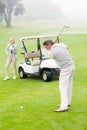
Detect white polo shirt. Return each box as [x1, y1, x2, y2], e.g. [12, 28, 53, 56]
[50, 43, 74, 69]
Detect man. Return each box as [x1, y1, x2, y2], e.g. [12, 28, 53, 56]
[43, 40, 75, 112]
[4, 37, 17, 80]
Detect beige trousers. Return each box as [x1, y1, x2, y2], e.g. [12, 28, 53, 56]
[5, 56, 17, 77]
[59, 65, 75, 109]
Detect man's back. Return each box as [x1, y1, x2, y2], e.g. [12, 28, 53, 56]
[50, 43, 73, 69]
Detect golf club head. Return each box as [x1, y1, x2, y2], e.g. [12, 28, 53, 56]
[64, 24, 70, 28]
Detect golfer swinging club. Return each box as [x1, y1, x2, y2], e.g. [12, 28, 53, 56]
[43, 40, 75, 112]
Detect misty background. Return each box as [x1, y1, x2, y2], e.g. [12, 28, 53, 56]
[0, 0, 85, 34]
[12, 0, 87, 26]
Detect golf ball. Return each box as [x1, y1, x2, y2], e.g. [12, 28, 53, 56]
[20, 106, 23, 109]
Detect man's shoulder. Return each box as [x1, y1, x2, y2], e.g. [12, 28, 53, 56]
[59, 43, 67, 48]
[52, 43, 66, 47]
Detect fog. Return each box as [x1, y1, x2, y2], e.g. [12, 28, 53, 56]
[22, 0, 64, 20]
[13, 0, 87, 26]
[53, 0, 87, 20]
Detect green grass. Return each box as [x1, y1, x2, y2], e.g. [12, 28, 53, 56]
[0, 24, 87, 130]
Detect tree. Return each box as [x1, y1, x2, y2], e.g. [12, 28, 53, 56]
[0, 0, 25, 27]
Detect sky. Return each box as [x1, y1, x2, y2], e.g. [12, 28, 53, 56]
[52, 0, 87, 21]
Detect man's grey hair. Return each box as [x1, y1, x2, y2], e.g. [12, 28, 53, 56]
[43, 40, 54, 46]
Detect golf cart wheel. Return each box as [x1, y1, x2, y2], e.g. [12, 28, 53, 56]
[19, 68, 27, 79]
[42, 71, 52, 82]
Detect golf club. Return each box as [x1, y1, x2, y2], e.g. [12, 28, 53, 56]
[55, 24, 70, 43]
[59, 24, 70, 36]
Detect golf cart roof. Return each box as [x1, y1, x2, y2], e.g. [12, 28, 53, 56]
[20, 34, 59, 41]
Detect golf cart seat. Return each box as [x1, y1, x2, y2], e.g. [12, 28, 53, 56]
[25, 51, 40, 66]
[31, 60, 40, 66]
[25, 51, 40, 58]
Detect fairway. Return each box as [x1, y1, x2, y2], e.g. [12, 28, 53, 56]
[0, 25, 87, 130]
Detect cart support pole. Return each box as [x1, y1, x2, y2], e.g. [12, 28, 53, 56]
[37, 38, 42, 60]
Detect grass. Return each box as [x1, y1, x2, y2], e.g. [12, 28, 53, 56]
[0, 24, 87, 130]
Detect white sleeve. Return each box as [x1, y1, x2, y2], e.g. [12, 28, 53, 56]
[6, 45, 9, 55]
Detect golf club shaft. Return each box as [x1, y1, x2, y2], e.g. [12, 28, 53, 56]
[55, 24, 70, 43]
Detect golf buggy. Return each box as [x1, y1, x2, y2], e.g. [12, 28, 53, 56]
[18, 25, 69, 81]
